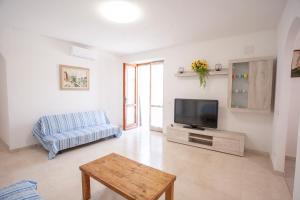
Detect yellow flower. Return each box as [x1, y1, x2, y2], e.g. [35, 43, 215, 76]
[191, 59, 209, 72]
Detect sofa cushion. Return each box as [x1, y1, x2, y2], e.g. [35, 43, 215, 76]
[40, 111, 108, 136]
[43, 124, 121, 156]
[0, 180, 42, 200]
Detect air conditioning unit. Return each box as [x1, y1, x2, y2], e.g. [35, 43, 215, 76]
[71, 46, 98, 61]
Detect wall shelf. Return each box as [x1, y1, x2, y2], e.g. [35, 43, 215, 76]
[175, 68, 228, 77]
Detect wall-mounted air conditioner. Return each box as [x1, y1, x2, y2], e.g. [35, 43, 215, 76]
[71, 46, 98, 61]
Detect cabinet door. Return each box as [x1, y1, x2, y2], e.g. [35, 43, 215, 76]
[248, 60, 273, 111]
[213, 137, 241, 155]
[167, 128, 188, 142]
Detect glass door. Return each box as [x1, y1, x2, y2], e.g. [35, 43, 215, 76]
[123, 63, 138, 130]
[137, 64, 150, 129]
[150, 62, 163, 132]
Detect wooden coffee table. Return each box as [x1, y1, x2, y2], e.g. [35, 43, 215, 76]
[79, 153, 176, 200]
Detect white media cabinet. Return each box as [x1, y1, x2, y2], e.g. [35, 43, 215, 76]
[167, 125, 245, 156]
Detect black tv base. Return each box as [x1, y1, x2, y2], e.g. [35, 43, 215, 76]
[183, 125, 205, 131]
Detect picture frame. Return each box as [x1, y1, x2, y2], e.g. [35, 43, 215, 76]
[60, 65, 90, 90]
[291, 49, 300, 78]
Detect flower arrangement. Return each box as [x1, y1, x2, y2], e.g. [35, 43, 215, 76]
[191, 59, 209, 87]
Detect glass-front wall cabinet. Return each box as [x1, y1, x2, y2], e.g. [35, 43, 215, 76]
[228, 57, 274, 113]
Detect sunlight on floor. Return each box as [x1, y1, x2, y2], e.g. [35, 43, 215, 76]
[0, 129, 292, 200]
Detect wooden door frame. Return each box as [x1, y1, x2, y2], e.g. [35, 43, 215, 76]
[123, 63, 138, 130]
[123, 61, 164, 131]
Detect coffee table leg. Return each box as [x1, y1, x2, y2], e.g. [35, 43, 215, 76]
[165, 182, 174, 200]
[81, 172, 91, 200]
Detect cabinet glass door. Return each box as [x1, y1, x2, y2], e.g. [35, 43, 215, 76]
[231, 62, 249, 109]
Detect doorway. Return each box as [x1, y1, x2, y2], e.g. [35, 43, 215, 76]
[272, 17, 300, 199]
[123, 61, 164, 132]
[284, 21, 300, 194]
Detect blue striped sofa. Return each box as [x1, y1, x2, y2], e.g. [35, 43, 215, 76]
[0, 180, 42, 200]
[33, 111, 122, 159]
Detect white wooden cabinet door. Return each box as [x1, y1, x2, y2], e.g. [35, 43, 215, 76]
[167, 128, 188, 142]
[213, 137, 241, 155]
[248, 60, 273, 111]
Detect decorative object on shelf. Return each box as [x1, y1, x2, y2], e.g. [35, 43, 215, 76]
[177, 67, 185, 74]
[215, 63, 223, 71]
[291, 49, 300, 78]
[232, 89, 247, 94]
[232, 73, 249, 80]
[191, 59, 209, 87]
[60, 65, 89, 90]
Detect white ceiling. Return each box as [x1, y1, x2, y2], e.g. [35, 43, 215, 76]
[0, 0, 287, 55]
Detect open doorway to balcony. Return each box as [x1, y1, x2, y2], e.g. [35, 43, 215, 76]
[123, 61, 164, 132]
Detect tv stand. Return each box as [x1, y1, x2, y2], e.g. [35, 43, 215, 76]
[167, 124, 245, 156]
[183, 125, 205, 130]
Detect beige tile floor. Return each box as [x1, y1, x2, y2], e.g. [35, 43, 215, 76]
[0, 129, 292, 200]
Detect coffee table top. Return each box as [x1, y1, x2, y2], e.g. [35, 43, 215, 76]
[79, 153, 176, 200]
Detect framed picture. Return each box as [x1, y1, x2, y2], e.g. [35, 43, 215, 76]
[60, 65, 89, 90]
[291, 49, 300, 78]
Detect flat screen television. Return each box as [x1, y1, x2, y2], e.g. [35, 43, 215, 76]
[174, 99, 218, 129]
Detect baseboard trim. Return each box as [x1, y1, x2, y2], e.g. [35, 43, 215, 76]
[9, 143, 41, 152]
[0, 138, 9, 151]
[245, 148, 286, 176]
[273, 170, 285, 176]
[245, 148, 270, 157]
[0, 138, 41, 152]
[285, 155, 296, 161]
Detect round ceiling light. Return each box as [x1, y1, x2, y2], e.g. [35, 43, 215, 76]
[99, 1, 141, 23]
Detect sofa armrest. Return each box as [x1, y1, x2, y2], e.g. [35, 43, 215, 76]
[104, 112, 111, 124]
[32, 120, 43, 138]
[0, 180, 42, 199]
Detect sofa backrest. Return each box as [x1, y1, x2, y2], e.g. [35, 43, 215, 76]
[39, 111, 109, 136]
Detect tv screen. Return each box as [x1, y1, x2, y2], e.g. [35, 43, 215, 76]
[174, 99, 218, 129]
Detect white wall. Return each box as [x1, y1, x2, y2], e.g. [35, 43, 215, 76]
[122, 30, 277, 153]
[271, 0, 300, 172]
[294, 119, 300, 200]
[0, 53, 10, 146]
[0, 28, 122, 149]
[286, 33, 300, 157]
[98, 52, 123, 127]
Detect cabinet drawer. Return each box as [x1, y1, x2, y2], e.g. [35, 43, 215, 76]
[213, 137, 241, 154]
[167, 130, 188, 141]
